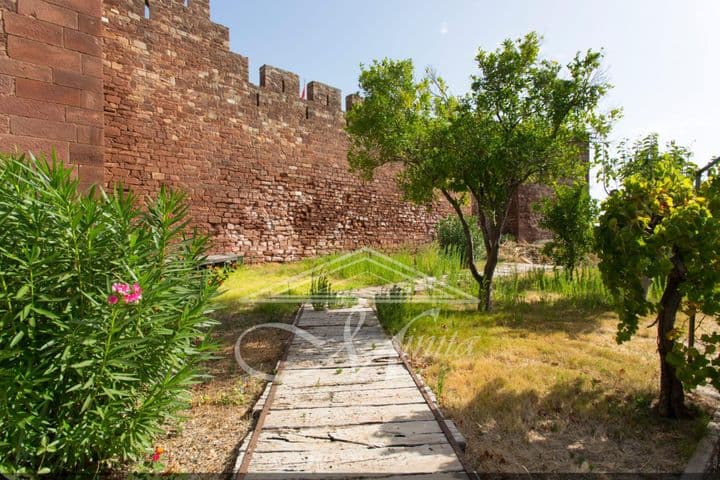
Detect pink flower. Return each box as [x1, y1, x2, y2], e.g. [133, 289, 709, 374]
[110, 281, 142, 304]
[125, 292, 142, 304]
[112, 283, 130, 295]
[152, 446, 164, 462]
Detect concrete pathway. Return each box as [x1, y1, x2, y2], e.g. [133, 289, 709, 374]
[235, 303, 470, 479]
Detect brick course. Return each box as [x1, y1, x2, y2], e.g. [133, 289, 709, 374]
[1, 0, 103, 190]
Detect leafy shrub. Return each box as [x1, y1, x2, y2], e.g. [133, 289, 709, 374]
[309, 274, 336, 311]
[537, 184, 598, 278]
[435, 214, 484, 265]
[374, 285, 408, 333]
[0, 154, 218, 474]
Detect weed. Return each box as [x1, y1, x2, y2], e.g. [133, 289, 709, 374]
[310, 274, 337, 311]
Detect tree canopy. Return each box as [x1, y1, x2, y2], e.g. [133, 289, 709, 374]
[347, 32, 613, 309]
[596, 136, 720, 417]
[538, 183, 598, 278]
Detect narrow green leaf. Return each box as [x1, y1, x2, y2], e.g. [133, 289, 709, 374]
[10, 330, 25, 348]
[70, 360, 94, 370]
[15, 285, 29, 300]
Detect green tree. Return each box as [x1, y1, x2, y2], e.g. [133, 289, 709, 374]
[598, 133, 695, 192]
[346, 33, 613, 309]
[537, 183, 598, 278]
[596, 139, 720, 418]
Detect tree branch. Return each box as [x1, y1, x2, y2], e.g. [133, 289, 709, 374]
[441, 188, 484, 285]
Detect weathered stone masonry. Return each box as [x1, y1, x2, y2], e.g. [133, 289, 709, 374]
[0, 0, 104, 191]
[0, 0, 547, 262]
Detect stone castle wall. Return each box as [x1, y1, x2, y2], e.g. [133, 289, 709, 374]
[0, 0, 104, 191]
[102, 0, 455, 262]
[1, 0, 548, 263]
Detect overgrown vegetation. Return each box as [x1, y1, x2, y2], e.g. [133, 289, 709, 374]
[0, 154, 218, 474]
[494, 267, 612, 310]
[596, 135, 720, 418]
[537, 183, 598, 278]
[221, 245, 469, 302]
[436, 214, 484, 266]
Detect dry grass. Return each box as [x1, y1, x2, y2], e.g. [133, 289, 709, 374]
[153, 253, 717, 475]
[153, 302, 297, 475]
[401, 300, 715, 474]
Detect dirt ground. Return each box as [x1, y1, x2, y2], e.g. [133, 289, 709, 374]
[153, 304, 296, 475]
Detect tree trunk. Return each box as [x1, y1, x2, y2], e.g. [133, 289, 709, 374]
[440, 189, 485, 310]
[656, 265, 691, 419]
[483, 242, 500, 311]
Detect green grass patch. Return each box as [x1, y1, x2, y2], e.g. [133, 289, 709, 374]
[218, 244, 469, 305]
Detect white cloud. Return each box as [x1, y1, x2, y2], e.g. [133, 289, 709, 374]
[440, 20, 448, 36]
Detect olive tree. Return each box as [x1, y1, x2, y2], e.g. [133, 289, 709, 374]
[347, 32, 613, 309]
[596, 137, 720, 418]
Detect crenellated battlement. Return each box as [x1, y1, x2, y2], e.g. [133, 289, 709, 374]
[97, 0, 452, 261]
[122, 0, 211, 23]
[259, 65, 300, 96]
[105, 0, 344, 113]
[307, 81, 341, 109]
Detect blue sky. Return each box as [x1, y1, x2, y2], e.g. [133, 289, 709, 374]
[210, 0, 719, 196]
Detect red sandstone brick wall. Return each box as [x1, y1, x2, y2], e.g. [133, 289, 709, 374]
[7, 0, 558, 262]
[101, 0, 451, 262]
[505, 145, 590, 242]
[505, 183, 554, 242]
[0, 0, 104, 191]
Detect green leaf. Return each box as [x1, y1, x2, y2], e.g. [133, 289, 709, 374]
[31, 306, 59, 320]
[70, 360, 94, 370]
[15, 285, 29, 300]
[10, 330, 25, 348]
[80, 394, 93, 413]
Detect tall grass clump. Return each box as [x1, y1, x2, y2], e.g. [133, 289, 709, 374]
[374, 285, 408, 333]
[309, 274, 337, 311]
[0, 154, 218, 474]
[494, 267, 613, 309]
[435, 214, 485, 266]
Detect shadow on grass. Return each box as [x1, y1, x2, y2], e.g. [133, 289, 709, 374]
[385, 298, 610, 341]
[449, 377, 709, 474]
[492, 298, 612, 337]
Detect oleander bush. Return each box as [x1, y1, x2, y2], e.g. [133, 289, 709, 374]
[0, 153, 219, 474]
